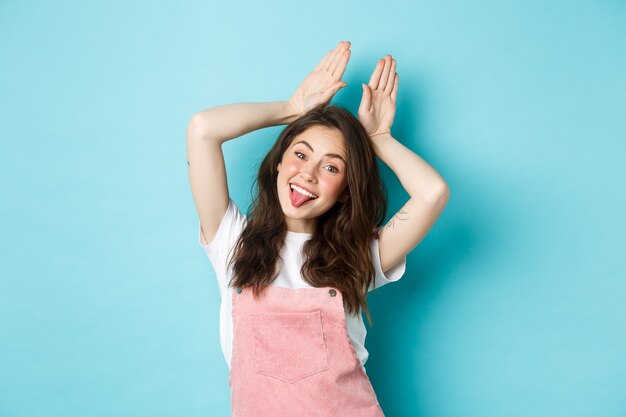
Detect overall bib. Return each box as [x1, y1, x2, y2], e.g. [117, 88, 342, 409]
[229, 285, 385, 417]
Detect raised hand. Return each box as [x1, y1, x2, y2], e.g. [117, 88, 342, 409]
[288, 41, 351, 116]
[358, 54, 399, 137]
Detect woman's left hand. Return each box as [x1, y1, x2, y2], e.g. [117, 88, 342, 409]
[288, 41, 351, 117]
[358, 54, 399, 137]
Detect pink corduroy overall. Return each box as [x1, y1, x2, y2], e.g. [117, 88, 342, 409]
[229, 285, 385, 417]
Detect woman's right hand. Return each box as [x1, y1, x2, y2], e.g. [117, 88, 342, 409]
[288, 41, 351, 117]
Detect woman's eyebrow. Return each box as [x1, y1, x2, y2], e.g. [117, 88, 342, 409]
[294, 140, 346, 164]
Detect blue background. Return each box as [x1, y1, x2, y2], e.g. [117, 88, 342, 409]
[1, 1, 625, 416]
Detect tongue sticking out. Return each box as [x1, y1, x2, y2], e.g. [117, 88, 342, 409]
[290, 187, 315, 208]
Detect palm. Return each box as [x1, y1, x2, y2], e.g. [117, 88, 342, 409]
[289, 41, 351, 115]
[358, 55, 399, 136]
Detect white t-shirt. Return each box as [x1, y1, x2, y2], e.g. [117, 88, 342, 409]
[198, 197, 407, 373]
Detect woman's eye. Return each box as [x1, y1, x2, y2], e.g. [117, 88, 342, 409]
[294, 151, 305, 159]
[325, 166, 339, 173]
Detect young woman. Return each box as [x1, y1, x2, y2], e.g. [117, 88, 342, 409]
[187, 41, 449, 416]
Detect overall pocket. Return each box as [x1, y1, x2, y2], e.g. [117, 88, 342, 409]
[252, 310, 328, 384]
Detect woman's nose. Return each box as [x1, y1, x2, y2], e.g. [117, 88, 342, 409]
[299, 166, 317, 183]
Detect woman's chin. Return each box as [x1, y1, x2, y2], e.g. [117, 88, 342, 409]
[281, 200, 324, 219]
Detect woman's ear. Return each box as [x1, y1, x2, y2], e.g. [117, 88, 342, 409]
[339, 190, 350, 203]
[277, 162, 281, 171]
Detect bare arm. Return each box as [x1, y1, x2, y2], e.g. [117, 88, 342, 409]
[187, 101, 300, 245]
[370, 132, 450, 272]
[190, 101, 301, 145]
[358, 54, 450, 273]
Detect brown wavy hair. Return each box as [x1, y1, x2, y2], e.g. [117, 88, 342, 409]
[227, 103, 387, 325]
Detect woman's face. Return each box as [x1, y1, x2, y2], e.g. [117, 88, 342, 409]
[276, 125, 349, 233]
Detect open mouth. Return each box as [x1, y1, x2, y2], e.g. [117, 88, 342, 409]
[289, 183, 318, 208]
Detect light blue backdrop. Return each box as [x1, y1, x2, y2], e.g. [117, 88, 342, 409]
[1, 1, 624, 416]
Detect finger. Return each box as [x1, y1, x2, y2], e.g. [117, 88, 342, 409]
[328, 41, 350, 74]
[385, 59, 396, 92]
[315, 41, 343, 72]
[324, 41, 346, 72]
[379, 55, 392, 92]
[390, 73, 399, 102]
[363, 85, 372, 111]
[314, 50, 333, 72]
[368, 59, 384, 90]
[359, 83, 372, 113]
[322, 82, 345, 103]
[331, 48, 350, 78]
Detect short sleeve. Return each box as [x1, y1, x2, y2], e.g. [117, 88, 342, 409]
[198, 197, 247, 291]
[367, 227, 407, 292]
